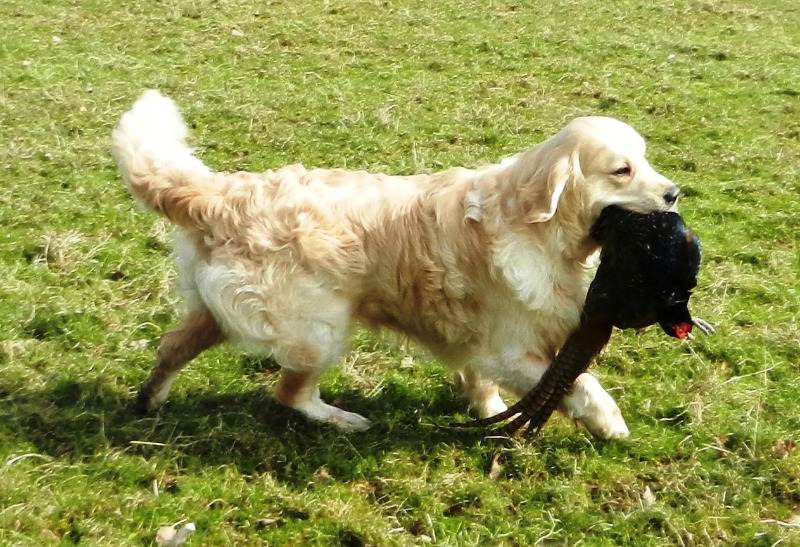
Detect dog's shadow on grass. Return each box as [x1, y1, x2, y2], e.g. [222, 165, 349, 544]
[3, 375, 513, 484]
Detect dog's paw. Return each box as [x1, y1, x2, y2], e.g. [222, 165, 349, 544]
[134, 387, 162, 415]
[293, 397, 372, 432]
[329, 409, 373, 432]
[577, 396, 630, 439]
[474, 394, 509, 419]
[580, 411, 630, 439]
[133, 391, 152, 415]
[563, 374, 630, 440]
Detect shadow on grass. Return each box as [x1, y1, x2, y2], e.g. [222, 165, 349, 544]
[3, 376, 516, 484]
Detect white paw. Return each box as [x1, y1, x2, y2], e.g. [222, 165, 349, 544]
[293, 397, 372, 432]
[564, 374, 629, 440]
[475, 394, 509, 419]
[328, 408, 373, 432]
[582, 411, 630, 439]
[577, 397, 630, 439]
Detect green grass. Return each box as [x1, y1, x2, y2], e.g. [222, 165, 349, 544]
[1, 0, 799, 544]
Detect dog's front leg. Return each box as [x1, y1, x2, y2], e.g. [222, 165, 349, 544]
[499, 357, 629, 439]
[454, 367, 508, 418]
[559, 373, 629, 439]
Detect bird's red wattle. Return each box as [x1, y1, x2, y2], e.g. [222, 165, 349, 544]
[674, 322, 692, 340]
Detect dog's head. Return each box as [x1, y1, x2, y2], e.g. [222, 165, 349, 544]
[507, 117, 680, 226]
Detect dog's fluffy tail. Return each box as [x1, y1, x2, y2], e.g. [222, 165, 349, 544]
[112, 90, 228, 231]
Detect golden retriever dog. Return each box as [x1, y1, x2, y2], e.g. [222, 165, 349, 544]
[112, 91, 680, 438]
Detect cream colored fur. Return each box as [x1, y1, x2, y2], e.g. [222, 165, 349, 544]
[113, 90, 680, 437]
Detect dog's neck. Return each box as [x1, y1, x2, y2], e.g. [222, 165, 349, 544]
[464, 162, 598, 264]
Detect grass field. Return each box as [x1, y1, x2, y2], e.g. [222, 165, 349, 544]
[1, 0, 799, 544]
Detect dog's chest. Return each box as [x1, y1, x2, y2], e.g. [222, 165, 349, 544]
[491, 232, 589, 317]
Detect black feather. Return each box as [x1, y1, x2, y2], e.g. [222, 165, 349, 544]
[587, 206, 701, 337]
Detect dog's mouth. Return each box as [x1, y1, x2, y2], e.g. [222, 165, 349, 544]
[597, 194, 677, 217]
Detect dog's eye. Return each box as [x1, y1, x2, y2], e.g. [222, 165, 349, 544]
[612, 165, 631, 176]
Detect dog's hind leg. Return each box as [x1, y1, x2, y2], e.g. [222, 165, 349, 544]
[258, 286, 372, 431]
[136, 307, 224, 413]
[275, 367, 372, 432]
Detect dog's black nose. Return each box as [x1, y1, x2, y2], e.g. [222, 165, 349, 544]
[664, 187, 680, 205]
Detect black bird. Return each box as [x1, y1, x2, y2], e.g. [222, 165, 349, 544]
[586, 205, 704, 339]
[464, 205, 713, 436]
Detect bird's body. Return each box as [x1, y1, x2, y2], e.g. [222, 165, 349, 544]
[587, 206, 701, 337]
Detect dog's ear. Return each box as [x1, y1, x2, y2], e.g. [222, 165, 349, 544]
[523, 155, 575, 224]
